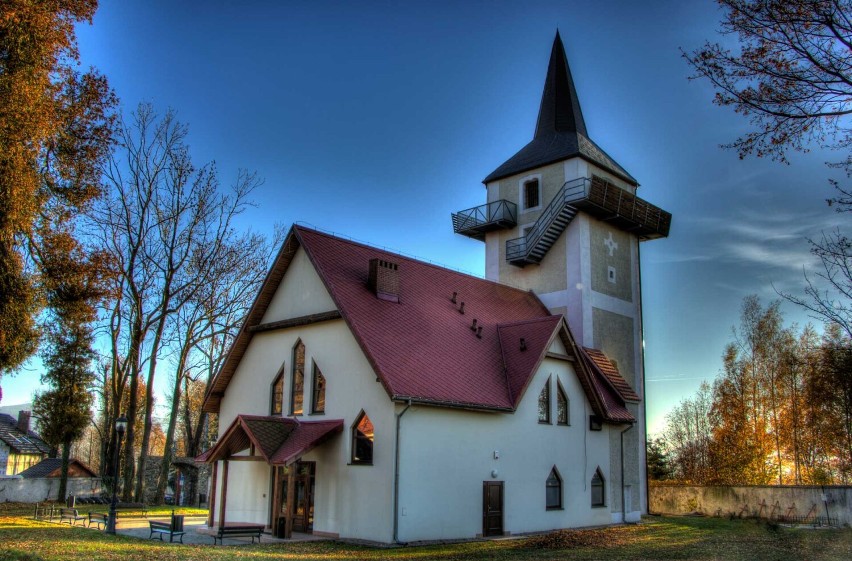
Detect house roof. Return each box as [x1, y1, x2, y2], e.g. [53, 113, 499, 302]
[483, 32, 637, 186]
[0, 414, 50, 455]
[584, 347, 641, 402]
[18, 458, 97, 479]
[203, 225, 636, 422]
[198, 415, 343, 466]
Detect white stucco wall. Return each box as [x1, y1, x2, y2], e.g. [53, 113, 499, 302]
[214, 246, 396, 542]
[396, 354, 615, 542]
[260, 247, 337, 324]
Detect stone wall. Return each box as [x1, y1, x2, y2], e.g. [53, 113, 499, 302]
[0, 477, 102, 502]
[142, 456, 210, 506]
[649, 483, 852, 526]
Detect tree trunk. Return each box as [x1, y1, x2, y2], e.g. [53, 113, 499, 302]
[154, 354, 187, 504]
[58, 438, 71, 503]
[122, 312, 143, 501]
[134, 313, 167, 502]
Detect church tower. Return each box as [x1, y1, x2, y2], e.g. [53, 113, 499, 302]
[452, 32, 671, 519]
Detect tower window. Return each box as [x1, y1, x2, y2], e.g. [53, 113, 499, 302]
[523, 179, 540, 210]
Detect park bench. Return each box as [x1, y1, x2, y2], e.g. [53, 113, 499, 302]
[116, 502, 148, 518]
[148, 513, 185, 543]
[211, 524, 265, 545]
[87, 512, 109, 529]
[59, 508, 86, 526]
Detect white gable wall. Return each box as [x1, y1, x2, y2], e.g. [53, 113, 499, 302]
[260, 247, 336, 323]
[396, 356, 613, 542]
[215, 246, 395, 542]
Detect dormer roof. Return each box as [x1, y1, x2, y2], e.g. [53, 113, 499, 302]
[484, 32, 637, 186]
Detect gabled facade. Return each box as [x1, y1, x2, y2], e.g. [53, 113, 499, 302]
[201, 226, 640, 542]
[201, 32, 667, 543]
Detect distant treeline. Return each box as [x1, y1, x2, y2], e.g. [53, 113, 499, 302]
[650, 295, 852, 485]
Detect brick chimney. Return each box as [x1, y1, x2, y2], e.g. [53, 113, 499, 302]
[368, 258, 400, 303]
[17, 410, 31, 434]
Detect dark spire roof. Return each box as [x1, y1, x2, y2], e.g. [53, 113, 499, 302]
[535, 31, 587, 138]
[484, 32, 637, 186]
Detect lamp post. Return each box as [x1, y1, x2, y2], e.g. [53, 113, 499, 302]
[106, 414, 128, 535]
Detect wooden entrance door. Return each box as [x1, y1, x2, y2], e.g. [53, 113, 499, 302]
[482, 481, 503, 536]
[276, 462, 315, 536]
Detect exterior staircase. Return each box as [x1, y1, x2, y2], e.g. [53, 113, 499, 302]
[506, 179, 583, 266]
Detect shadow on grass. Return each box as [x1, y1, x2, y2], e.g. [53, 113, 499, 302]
[0, 515, 850, 561]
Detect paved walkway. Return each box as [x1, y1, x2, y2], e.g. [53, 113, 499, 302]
[114, 517, 325, 545]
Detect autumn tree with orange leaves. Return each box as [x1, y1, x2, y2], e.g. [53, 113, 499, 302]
[0, 1, 116, 384]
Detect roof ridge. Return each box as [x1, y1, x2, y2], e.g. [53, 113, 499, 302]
[295, 224, 549, 300]
[497, 315, 562, 329]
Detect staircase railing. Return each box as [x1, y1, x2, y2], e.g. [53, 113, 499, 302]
[506, 177, 589, 262]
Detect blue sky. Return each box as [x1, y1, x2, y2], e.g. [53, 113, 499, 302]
[2, 1, 844, 436]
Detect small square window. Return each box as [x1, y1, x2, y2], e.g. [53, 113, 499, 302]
[608, 266, 616, 284]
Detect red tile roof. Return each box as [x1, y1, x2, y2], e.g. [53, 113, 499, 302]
[584, 348, 640, 402]
[198, 415, 343, 466]
[203, 225, 636, 422]
[498, 316, 563, 407]
[578, 349, 635, 423]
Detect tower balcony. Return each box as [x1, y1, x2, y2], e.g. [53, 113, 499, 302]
[451, 200, 518, 241]
[506, 177, 672, 266]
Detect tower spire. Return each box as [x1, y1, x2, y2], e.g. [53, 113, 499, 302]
[483, 32, 637, 186]
[535, 31, 587, 138]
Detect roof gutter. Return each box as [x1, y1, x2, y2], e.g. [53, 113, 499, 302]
[393, 396, 512, 413]
[393, 400, 412, 544]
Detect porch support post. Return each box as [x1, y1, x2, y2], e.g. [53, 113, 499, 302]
[284, 463, 296, 539]
[207, 461, 218, 527]
[272, 466, 281, 534]
[219, 460, 229, 529]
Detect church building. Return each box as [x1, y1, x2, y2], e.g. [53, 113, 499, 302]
[199, 32, 671, 544]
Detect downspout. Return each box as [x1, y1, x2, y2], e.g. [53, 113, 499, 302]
[393, 400, 412, 544]
[620, 422, 635, 523]
[637, 242, 650, 516]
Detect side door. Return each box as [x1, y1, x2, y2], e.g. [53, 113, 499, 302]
[482, 481, 504, 537]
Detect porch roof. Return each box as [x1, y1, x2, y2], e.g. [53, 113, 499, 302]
[197, 415, 343, 466]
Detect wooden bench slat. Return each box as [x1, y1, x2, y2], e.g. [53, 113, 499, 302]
[212, 525, 265, 545]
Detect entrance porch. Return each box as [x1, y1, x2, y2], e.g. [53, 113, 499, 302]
[197, 414, 343, 539]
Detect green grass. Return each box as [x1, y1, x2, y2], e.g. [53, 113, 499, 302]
[0, 502, 207, 518]
[0, 514, 850, 561]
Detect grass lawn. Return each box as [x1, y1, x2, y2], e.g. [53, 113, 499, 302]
[0, 514, 850, 561]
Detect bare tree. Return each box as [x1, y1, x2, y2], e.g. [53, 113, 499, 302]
[153, 228, 274, 504]
[94, 103, 267, 501]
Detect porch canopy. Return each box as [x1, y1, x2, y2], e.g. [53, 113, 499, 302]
[196, 414, 343, 536]
[198, 414, 343, 466]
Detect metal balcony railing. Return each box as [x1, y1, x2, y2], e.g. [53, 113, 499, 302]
[506, 176, 671, 266]
[451, 199, 518, 241]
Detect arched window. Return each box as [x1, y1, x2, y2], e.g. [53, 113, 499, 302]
[556, 379, 569, 425]
[591, 468, 605, 507]
[311, 362, 326, 414]
[546, 467, 562, 510]
[538, 377, 551, 424]
[351, 411, 374, 465]
[523, 178, 540, 210]
[270, 368, 284, 415]
[290, 340, 305, 415]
